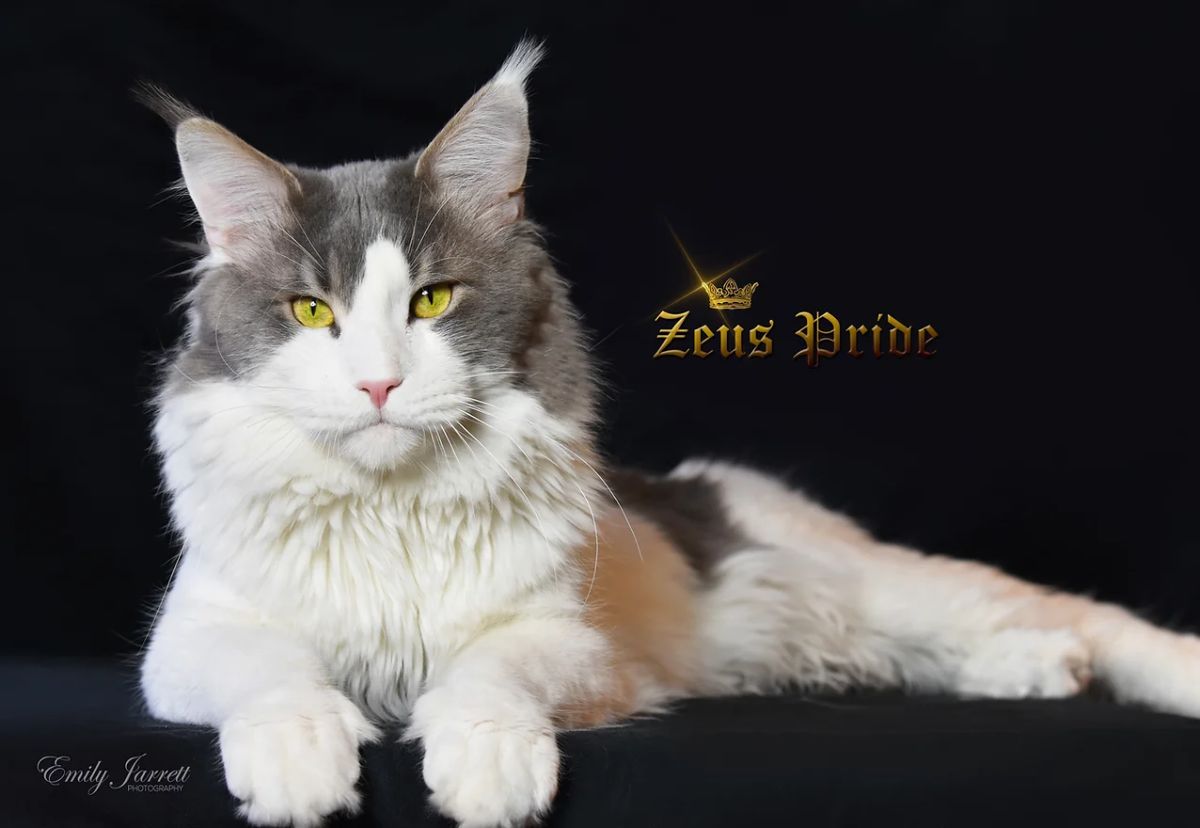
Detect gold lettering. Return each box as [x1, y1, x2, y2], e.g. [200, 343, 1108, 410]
[653, 310, 690, 358]
[718, 325, 745, 358]
[888, 314, 911, 356]
[794, 312, 841, 367]
[918, 324, 938, 357]
[657, 310, 935, 363]
[847, 324, 868, 358]
[749, 320, 774, 358]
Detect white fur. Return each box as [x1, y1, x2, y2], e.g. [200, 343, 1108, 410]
[490, 39, 544, 91]
[409, 617, 609, 827]
[675, 458, 1200, 715]
[146, 336, 1200, 827]
[147, 41, 1200, 828]
[252, 238, 456, 471]
[955, 629, 1090, 698]
[220, 685, 378, 827]
[339, 238, 412, 382]
[144, 234, 611, 825]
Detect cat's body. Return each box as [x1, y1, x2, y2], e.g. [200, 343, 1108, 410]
[142, 43, 1200, 828]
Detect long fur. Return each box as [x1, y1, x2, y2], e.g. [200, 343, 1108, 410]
[140, 41, 1200, 828]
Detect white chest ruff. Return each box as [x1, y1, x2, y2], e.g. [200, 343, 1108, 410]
[157, 384, 597, 717]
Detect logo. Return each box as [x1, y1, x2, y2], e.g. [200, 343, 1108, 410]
[702, 277, 759, 310]
[37, 754, 191, 795]
[652, 226, 938, 366]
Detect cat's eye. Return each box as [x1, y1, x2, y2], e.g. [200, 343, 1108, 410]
[411, 283, 454, 319]
[292, 297, 335, 328]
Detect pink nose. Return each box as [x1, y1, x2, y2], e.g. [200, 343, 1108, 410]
[357, 378, 402, 409]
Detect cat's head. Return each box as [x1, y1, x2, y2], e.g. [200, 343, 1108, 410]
[155, 42, 594, 473]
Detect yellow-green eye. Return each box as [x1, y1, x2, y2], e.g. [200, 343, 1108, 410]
[292, 297, 334, 328]
[411, 283, 453, 319]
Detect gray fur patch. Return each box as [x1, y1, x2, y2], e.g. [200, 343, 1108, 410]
[609, 468, 747, 577]
[164, 150, 596, 427]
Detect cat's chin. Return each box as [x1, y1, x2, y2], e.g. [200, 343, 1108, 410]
[336, 422, 423, 472]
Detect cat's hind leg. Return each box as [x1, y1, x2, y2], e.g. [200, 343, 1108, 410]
[674, 458, 1200, 717]
[954, 627, 1092, 699]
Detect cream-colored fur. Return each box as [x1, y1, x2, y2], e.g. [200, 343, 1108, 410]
[141, 42, 1200, 828]
[144, 376, 615, 827]
[673, 458, 1200, 715]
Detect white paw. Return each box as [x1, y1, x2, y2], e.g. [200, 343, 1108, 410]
[957, 628, 1093, 699]
[412, 689, 559, 828]
[219, 686, 379, 827]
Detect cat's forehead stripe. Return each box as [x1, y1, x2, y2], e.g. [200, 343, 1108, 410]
[355, 238, 411, 312]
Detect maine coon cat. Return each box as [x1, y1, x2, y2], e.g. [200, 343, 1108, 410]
[141, 41, 1200, 828]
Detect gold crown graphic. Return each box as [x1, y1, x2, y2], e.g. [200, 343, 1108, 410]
[702, 277, 759, 310]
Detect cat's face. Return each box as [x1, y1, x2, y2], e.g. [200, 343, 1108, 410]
[161, 43, 592, 473]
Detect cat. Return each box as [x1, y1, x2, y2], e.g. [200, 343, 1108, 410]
[141, 41, 1200, 828]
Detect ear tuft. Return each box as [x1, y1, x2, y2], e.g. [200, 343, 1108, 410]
[490, 38, 545, 92]
[135, 83, 201, 130]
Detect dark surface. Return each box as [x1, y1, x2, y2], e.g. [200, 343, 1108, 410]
[4, 659, 1200, 827]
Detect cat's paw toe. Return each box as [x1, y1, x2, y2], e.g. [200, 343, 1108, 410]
[220, 686, 378, 827]
[415, 691, 559, 827]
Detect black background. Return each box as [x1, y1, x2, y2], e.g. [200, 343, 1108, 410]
[3, 1, 1197, 659]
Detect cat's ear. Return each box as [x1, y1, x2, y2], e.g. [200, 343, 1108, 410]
[139, 86, 302, 263]
[416, 40, 543, 231]
[171, 118, 301, 261]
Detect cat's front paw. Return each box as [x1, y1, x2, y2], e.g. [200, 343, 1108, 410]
[413, 689, 559, 828]
[219, 686, 379, 827]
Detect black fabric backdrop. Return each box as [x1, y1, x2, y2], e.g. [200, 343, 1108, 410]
[2, 2, 1199, 825]
[4, 0, 1196, 657]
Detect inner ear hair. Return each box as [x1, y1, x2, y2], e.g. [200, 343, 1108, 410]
[415, 40, 543, 230]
